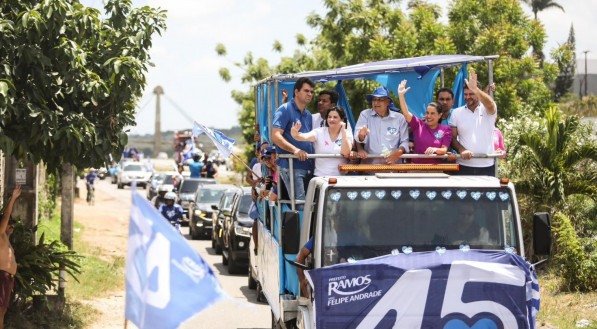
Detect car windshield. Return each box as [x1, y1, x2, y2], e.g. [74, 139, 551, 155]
[196, 189, 226, 203]
[321, 187, 519, 266]
[180, 180, 201, 193]
[237, 194, 252, 215]
[124, 164, 146, 172]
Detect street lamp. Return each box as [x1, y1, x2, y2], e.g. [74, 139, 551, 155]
[583, 50, 590, 97]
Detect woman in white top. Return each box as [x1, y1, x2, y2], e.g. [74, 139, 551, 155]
[291, 106, 353, 176]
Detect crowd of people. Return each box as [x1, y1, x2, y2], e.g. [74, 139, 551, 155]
[248, 72, 506, 207]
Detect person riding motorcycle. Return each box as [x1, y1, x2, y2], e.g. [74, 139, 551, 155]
[151, 185, 171, 209]
[158, 192, 184, 232]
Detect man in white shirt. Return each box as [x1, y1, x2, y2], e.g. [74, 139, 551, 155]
[312, 90, 339, 128]
[450, 71, 497, 176]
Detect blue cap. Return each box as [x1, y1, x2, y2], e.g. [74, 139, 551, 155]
[261, 146, 277, 158]
[366, 86, 400, 112]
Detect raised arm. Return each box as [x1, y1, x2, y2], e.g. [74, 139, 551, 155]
[340, 122, 353, 157]
[466, 71, 496, 115]
[290, 121, 317, 143]
[397, 80, 413, 123]
[1, 185, 22, 234]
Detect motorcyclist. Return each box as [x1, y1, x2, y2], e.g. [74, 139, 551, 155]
[151, 185, 171, 209]
[158, 192, 184, 232]
[85, 169, 98, 205]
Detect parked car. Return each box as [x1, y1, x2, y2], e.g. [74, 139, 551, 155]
[211, 187, 242, 254]
[222, 187, 253, 274]
[188, 184, 235, 240]
[177, 177, 217, 224]
[117, 162, 152, 189]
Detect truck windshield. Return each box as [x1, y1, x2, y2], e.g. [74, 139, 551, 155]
[321, 187, 519, 266]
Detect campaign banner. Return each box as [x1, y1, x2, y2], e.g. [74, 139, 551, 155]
[305, 250, 539, 329]
[125, 192, 225, 329]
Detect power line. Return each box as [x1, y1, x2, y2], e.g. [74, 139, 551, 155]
[135, 97, 153, 116]
[163, 94, 195, 124]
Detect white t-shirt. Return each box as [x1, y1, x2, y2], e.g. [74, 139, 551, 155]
[251, 162, 262, 181]
[312, 127, 353, 176]
[450, 102, 497, 168]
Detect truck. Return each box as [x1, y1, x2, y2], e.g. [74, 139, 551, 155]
[249, 55, 551, 329]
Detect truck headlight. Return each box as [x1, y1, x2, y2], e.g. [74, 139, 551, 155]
[234, 224, 252, 237]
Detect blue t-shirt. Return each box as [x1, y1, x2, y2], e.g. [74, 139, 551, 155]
[85, 172, 98, 185]
[304, 237, 314, 252]
[272, 100, 314, 170]
[159, 204, 184, 223]
[188, 161, 204, 178]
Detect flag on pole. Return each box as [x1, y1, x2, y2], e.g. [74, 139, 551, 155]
[125, 192, 225, 329]
[193, 121, 236, 157]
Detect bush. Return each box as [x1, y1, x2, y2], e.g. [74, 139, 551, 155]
[552, 212, 597, 292]
[6, 220, 81, 317]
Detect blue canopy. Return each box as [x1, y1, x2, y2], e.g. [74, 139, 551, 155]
[256, 54, 497, 138]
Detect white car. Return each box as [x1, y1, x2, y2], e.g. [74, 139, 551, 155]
[117, 163, 152, 189]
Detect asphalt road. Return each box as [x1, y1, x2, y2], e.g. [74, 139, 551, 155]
[181, 230, 271, 329]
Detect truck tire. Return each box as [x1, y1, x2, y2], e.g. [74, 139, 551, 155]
[190, 224, 200, 240]
[248, 267, 257, 290]
[256, 282, 266, 303]
[227, 253, 242, 275]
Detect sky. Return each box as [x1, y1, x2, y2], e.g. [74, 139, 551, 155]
[82, 0, 597, 135]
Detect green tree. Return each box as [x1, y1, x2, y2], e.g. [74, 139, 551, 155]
[523, 0, 564, 20]
[551, 26, 576, 101]
[508, 106, 597, 207]
[0, 0, 166, 170]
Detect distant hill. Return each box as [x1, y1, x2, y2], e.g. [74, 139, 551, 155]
[127, 126, 243, 158]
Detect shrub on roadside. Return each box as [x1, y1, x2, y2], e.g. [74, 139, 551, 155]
[552, 212, 597, 292]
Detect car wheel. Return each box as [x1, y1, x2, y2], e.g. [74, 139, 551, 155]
[228, 254, 241, 274]
[117, 183, 123, 189]
[248, 266, 257, 290]
[222, 251, 228, 266]
[256, 282, 266, 303]
[190, 222, 200, 240]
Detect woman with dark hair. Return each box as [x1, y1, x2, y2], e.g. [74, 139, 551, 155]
[397, 80, 453, 164]
[291, 106, 353, 176]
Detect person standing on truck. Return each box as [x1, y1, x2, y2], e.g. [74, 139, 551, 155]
[450, 71, 498, 176]
[187, 152, 204, 178]
[436, 87, 455, 125]
[354, 86, 410, 164]
[272, 77, 315, 204]
[291, 106, 353, 176]
[312, 90, 339, 128]
[397, 80, 452, 164]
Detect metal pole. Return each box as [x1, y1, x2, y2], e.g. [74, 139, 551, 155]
[440, 68, 445, 87]
[153, 86, 164, 155]
[488, 59, 494, 98]
[584, 50, 590, 97]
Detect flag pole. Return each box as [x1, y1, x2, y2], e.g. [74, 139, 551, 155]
[229, 152, 261, 179]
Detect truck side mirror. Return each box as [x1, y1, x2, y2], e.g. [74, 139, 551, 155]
[282, 211, 300, 254]
[533, 212, 551, 256]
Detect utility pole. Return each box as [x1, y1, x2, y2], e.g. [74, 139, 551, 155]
[153, 86, 164, 156]
[584, 50, 590, 97]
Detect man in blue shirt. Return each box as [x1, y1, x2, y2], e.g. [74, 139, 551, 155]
[159, 192, 184, 232]
[188, 153, 204, 178]
[272, 77, 315, 203]
[355, 86, 409, 164]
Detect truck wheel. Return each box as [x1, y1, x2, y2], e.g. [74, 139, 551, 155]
[227, 254, 242, 275]
[190, 224, 200, 240]
[222, 252, 228, 266]
[256, 282, 266, 303]
[248, 267, 257, 290]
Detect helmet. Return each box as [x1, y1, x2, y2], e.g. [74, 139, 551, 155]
[158, 185, 171, 193]
[164, 192, 177, 200]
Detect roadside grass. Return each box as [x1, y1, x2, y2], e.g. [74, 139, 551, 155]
[537, 271, 597, 329]
[35, 211, 124, 327]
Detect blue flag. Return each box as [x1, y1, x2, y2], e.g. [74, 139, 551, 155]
[125, 192, 224, 329]
[306, 250, 539, 329]
[193, 121, 235, 157]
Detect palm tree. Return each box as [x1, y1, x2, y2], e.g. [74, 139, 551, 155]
[514, 106, 597, 208]
[524, 0, 565, 20]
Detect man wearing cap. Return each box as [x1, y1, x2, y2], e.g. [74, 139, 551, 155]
[354, 86, 409, 164]
[450, 71, 497, 176]
[272, 77, 315, 203]
[0, 185, 22, 327]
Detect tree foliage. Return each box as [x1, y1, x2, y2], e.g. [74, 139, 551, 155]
[0, 0, 166, 170]
[551, 25, 576, 101]
[523, 0, 564, 20]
